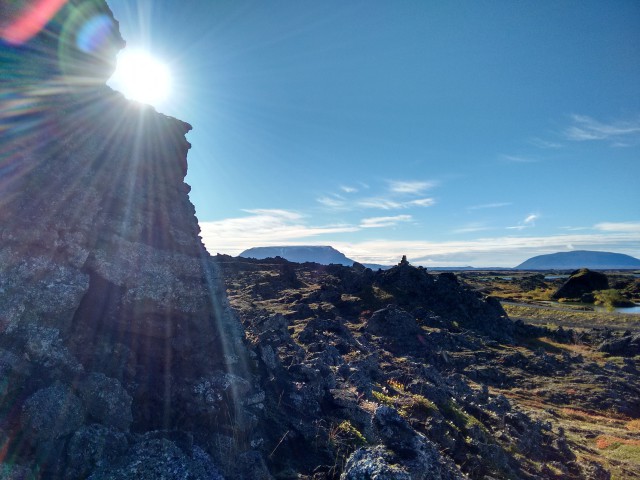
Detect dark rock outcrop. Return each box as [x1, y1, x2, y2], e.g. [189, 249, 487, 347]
[552, 268, 609, 300]
[0, 1, 255, 477]
[598, 332, 640, 357]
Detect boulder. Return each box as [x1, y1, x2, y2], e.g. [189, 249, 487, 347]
[78, 373, 133, 431]
[21, 384, 85, 442]
[66, 424, 129, 478]
[341, 445, 412, 480]
[552, 269, 609, 300]
[87, 437, 224, 480]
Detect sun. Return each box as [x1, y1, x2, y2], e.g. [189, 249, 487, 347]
[108, 49, 172, 107]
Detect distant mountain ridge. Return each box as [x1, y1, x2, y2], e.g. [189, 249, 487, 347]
[240, 246, 355, 266]
[239, 246, 393, 270]
[516, 250, 640, 270]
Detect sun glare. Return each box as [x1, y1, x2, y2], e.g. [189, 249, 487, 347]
[109, 49, 171, 107]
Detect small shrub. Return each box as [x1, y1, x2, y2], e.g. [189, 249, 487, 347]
[388, 378, 406, 393]
[372, 390, 397, 408]
[593, 289, 635, 309]
[333, 420, 366, 446]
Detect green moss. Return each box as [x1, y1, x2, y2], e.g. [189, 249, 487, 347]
[440, 400, 489, 435]
[372, 390, 397, 408]
[605, 444, 640, 464]
[335, 420, 367, 446]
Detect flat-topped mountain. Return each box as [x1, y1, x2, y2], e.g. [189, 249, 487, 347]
[516, 250, 640, 270]
[240, 245, 355, 266]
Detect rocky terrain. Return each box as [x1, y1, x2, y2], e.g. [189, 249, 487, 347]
[1, 1, 639, 479]
[215, 254, 640, 479]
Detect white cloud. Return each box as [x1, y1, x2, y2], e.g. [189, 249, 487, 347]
[357, 197, 435, 210]
[200, 209, 358, 255]
[508, 213, 539, 230]
[468, 202, 512, 210]
[318, 179, 437, 212]
[452, 223, 490, 234]
[501, 154, 537, 163]
[329, 232, 640, 268]
[564, 114, 640, 143]
[408, 198, 436, 207]
[242, 209, 301, 221]
[559, 226, 590, 231]
[356, 198, 403, 210]
[594, 221, 640, 233]
[389, 180, 436, 195]
[360, 215, 412, 229]
[201, 214, 640, 267]
[317, 196, 346, 209]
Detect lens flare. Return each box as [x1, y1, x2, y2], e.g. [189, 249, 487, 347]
[75, 13, 113, 53]
[0, 0, 68, 45]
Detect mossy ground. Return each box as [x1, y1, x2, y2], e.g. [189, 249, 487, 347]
[219, 259, 639, 478]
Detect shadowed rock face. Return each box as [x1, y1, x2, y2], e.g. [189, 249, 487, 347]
[551, 268, 609, 300]
[0, 1, 256, 477]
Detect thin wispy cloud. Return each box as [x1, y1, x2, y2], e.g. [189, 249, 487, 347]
[389, 180, 437, 195]
[559, 226, 590, 232]
[595, 221, 640, 233]
[360, 215, 412, 229]
[452, 222, 490, 234]
[468, 202, 512, 210]
[357, 197, 435, 210]
[318, 179, 438, 211]
[356, 198, 403, 210]
[501, 154, 538, 163]
[564, 114, 640, 143]
[507, 213, 539, 230]
[529, 137, 563, 149]
[317, 196, 346, 209]
[408, 198, 436, 207]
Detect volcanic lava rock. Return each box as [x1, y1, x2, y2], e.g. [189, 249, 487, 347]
[66, 424, 129, 478]
[552, 268, 609, 300]
[21, 384, 85, 442]
[0, 1, 255, 477]
[598, 332, 640, 357]
[86, 437, 224, 480]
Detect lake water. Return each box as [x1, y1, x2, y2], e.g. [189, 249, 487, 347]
[598, 304, 640, 315]
[553, 301, 640, 315]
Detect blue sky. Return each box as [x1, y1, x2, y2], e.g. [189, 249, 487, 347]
[106, 0, 640, 267]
